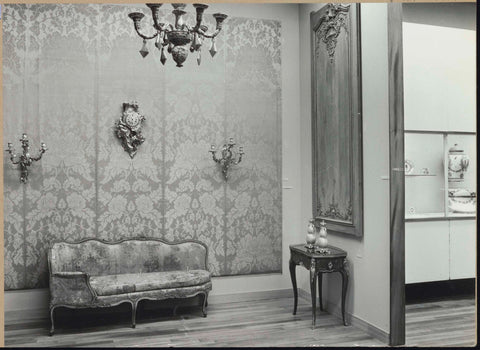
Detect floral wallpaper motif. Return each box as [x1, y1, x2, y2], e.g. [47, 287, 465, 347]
[3, 4, 282, 290]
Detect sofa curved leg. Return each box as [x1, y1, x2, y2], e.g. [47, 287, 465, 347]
[201, 292, 208, 318]
[173, 305, 178, 316]
[131, 301, 137, 329]
[49, 306, 56, 336]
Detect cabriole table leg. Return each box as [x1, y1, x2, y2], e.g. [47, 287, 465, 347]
[289, 259, 298, 315]
[310, 259, 317, 329]
[340, 267, 349, 326]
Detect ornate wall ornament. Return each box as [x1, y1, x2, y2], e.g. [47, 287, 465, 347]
[115, 102, 146, 159]
[315, 3, 350, 62]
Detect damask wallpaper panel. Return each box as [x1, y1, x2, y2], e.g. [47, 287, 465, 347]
[96, 5, 166, 242]
[3, 5, 28, 289]
[163, 43, 227, 274]
[26, 7, 98, 287]
[3, 3, 282, 290]
[223, 18, 282, 275]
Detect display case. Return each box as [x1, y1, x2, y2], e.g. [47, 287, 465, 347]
[405, 131, 476, 220]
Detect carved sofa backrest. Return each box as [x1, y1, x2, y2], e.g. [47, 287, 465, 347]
[48, 238, 209, 276]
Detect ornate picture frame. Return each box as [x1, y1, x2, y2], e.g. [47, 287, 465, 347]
[311, 3, 363, 237]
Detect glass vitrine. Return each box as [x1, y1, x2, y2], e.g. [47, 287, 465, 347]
[405, 131, 476, 220]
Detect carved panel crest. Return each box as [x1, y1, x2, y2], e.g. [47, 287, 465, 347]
[315, 4, 350, 62]
[317, 202, 352, 222]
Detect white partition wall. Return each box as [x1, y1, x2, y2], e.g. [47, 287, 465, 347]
[403, 3, 476, 284]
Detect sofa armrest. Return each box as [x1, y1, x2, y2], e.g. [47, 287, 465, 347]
[50, 271, 97, 306]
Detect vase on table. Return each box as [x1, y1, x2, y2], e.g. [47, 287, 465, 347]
[315, 220, 329, 253]
[306, 219, 316, 249]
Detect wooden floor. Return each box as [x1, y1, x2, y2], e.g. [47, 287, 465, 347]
[406, 297, 477, 347]
[4, 295, 476, 347]
[5, 295, 386, 347]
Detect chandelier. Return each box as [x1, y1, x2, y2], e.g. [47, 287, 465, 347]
[128, 3, 228, 67]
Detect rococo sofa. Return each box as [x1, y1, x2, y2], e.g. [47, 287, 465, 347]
[48, 237, 212, 335]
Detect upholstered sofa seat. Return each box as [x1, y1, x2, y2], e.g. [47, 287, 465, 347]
[90, 270, 212, 296]
[48, 238, 211, 336]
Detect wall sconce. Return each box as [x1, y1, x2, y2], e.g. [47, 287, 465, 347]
[209, 138, 244, 180]
[5, 133, 47, 183]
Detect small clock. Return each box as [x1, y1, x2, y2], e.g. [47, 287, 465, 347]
[124, 110, 142, 129]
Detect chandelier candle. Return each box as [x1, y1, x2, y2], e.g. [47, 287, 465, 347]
[128, 3, 228, 67]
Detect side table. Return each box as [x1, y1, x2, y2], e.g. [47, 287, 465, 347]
[289, 244, 349, 328]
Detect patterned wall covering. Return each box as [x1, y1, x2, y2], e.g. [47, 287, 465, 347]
[3, 4, 282, 290]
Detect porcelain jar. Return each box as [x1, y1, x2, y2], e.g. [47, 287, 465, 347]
[448, 143, 470, 182]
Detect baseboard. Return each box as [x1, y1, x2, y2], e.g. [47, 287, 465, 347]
[4, 288, 50, 312]
[298, 288, 389, 344]
[209, 288, 292, 304]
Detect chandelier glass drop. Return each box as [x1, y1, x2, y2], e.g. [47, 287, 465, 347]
[128, 3, 228, 67]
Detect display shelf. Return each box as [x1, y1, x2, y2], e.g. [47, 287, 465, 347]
[405, 173, 437, 177]
[447, 213, 476, 218]
[404, 131, 476, 221]
[405, 212, 445, 220]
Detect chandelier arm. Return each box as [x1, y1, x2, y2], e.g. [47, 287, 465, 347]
[133, 22, 159, 40]
[197, 29, 220, 39]
[150, 14, 161, 31]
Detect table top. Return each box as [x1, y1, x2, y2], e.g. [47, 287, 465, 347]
[289, 244, 347, 258]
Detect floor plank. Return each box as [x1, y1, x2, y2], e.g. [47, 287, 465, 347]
[405, 297, 476, 347]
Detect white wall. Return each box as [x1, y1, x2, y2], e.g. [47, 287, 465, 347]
[403, 3, 476, 132]
[298, 3, 391, 334]
[4, 3, 303, 312]
[402, 3, 477, 287]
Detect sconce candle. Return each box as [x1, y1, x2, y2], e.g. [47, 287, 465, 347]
[209, 139, 244, 180]
[5, 134, 47, 183]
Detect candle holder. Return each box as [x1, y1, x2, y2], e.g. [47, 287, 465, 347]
[209, 138, 244, 180]
[5, 133, 47, 183]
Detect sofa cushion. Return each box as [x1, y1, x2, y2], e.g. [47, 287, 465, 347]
[89, 270, 211, 296]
